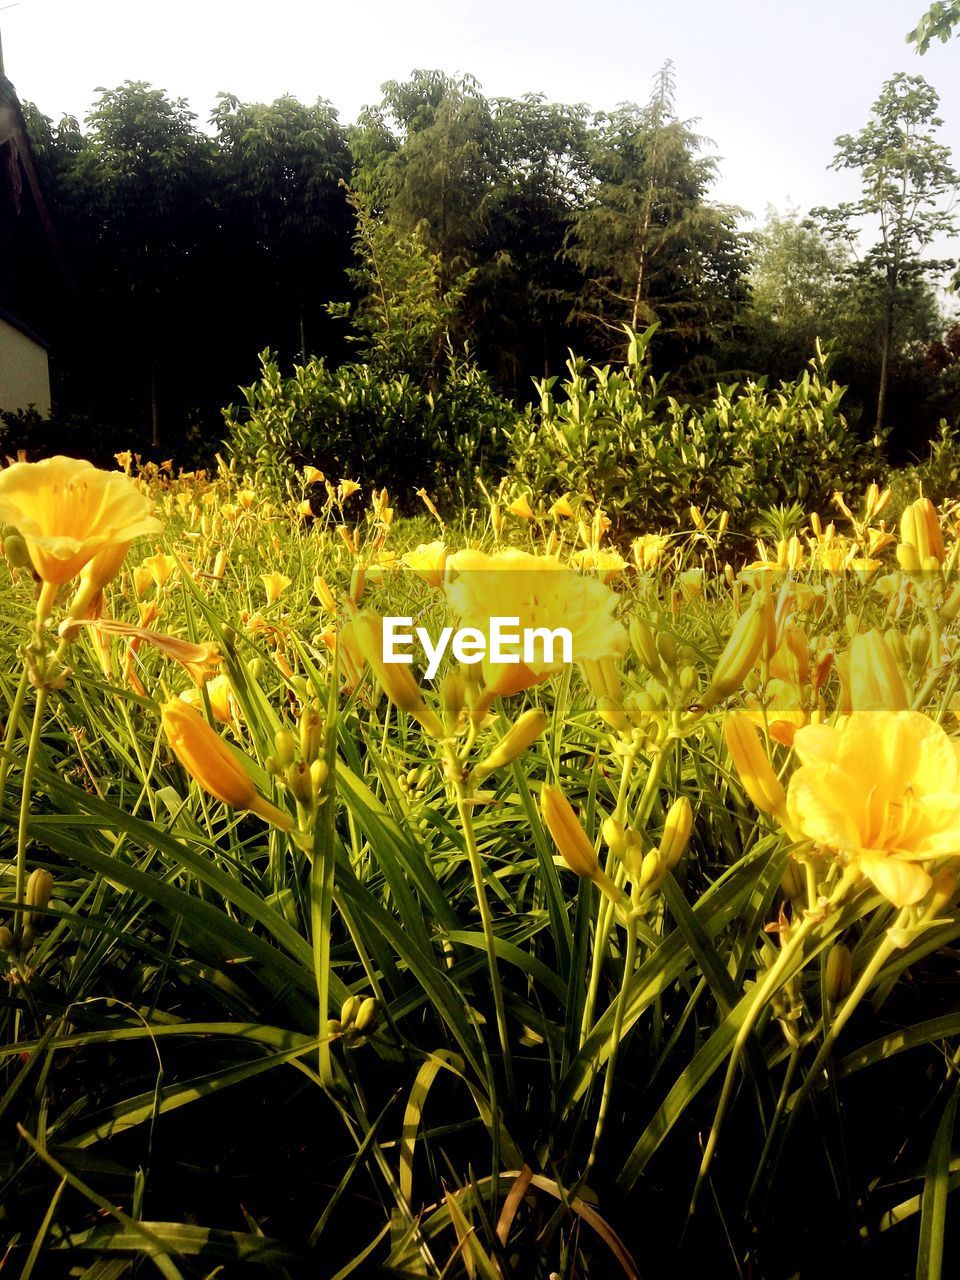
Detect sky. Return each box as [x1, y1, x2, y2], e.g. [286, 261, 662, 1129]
[1, 0, 959, 228]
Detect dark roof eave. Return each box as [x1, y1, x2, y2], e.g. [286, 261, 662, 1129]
[0, 305, 50, 350]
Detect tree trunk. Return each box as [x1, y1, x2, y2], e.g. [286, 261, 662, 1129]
[875, 294, 894, 436]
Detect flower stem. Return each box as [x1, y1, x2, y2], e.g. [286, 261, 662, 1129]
[452, 766, 515, 1101]
[0, 666, 30, 815]
[13, 687, 47, 946]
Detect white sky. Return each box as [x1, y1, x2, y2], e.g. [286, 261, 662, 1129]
[2, 0, 959, 228]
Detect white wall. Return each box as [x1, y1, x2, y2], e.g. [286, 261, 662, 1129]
[0, 315, 51, 416]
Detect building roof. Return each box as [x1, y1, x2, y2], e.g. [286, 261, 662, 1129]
[0, 303, 49, 349]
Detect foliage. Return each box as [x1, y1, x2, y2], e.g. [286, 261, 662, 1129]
[3, 461, 960, 1276]
[328, 187, 474, 382]
[908, 0, 960, 51]
[565, 64, 749, 378]
[812, 73, 959, 432]
[223, 348, 512, 507]
[506, 327, 884, 531]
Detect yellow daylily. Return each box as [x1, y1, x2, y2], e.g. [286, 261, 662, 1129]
[631, 533, 670, 572]
[787, 711, 960, 907]
[445, 549, 628, 699]
[262, 572, 292, 606]
[0, 455, 160, 592]
[401, 541, 448, 588]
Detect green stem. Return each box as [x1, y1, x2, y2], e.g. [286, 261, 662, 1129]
[453, 770, 515, 1101]
[583, 916, 639, 1175]
[783, 922, 902, 1131]
[14, 687, 48, 946]
[692, 911, 819, 1210]
[0, 666, 30, 815]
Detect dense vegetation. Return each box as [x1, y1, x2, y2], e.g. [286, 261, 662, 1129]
[4, 63, 959, 477]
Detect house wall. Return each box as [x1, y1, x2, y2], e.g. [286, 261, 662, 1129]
[0, 315, 51, 416]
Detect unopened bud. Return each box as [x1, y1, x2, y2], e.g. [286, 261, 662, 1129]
[25, 868, 53, 930]
[286, 762, 314, 807]
[274, 729, 298, 768]
[658, 797, 693, 869]
[474, 707, 548, 777]
[825, 942, 853, 1002]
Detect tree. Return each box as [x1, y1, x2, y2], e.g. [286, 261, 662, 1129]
[812, 73, 958, 434]
[211, 94, 353, 362]
[565, 64, 748, 378]
[328, 187, 472, 383]
[908, 2, 960, 51]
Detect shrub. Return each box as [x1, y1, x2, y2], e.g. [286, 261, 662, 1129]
[506, 329, 885, 530]
[223, 348, 512, 509]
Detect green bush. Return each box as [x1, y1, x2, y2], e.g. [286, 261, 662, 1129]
[223, 348, 512, 509]
[506, 329, 886, 530]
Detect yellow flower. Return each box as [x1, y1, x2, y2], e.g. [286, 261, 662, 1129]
[445, 549, 628, 698]
[631, 533, 670, 571]
[338, 479, 361, 501]
[237, 489, 257, 510]
[570, 547, 627, 582]
[677, 567, 704, 601]
[313, 574, 337, 612]
[161, 698, 291, 830]
[401, 541, 448, 588]
[179, 674, 240, 730]
[261, 572, 291, 605]
[302, 466, 325, 485]
[507, 492, 536, 520]
[69, 619, 222, 687]
[346, 611, 444, 737]
[549, 494, 576, 520]
[786, 711, 960, 907]
[540, 784, 600, 879]
[141, 552, 178, 588]
[724, 712, 788, 817]
[0, 455, 160, 588]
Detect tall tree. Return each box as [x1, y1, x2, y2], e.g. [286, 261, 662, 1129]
[565, 64, 747, 377]
[813, 73, 958, 434]
[211, 94, 352, 363]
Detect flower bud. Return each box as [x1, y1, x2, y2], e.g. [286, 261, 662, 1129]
[340, 995, 361, 1026]
[942, 582, 960, 624]
[896, 542, 922, 572]
[849, 630, 908, 712]
[701, 595, 772, 709]
[299, 704, 324, 762]
[4, 533, 35, 571]
[274, 729, 298, 768]
[638, 848, 664, 891]
[629, 618, 661, 673]
[900, 497, 945, 566]
[723, 712, 787, 818]
[286, 761, 315, 807]
[349, 611, 444, 738]
[658, 797, 693, 869]
[354, 996, 377, 1033]
[474, 708, 548, 777]
[25, 868, 53, 930]
[602, 816, 627, 858]
[825, 942, 853, 1003]
[310, 759, 329, 793]
[597, 695, 630, 732]
[540, 784, 600, 879]
[582, 656, 621, 702]
[0, 925, 14, 952]
[161, 698, 293, 831]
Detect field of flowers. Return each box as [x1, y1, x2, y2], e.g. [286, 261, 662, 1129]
[2, 455, 960, 1278]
